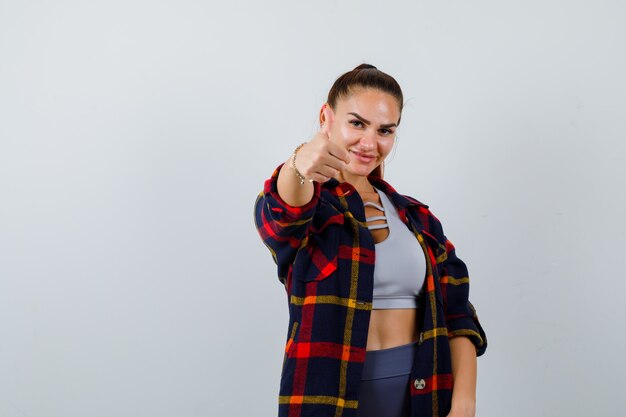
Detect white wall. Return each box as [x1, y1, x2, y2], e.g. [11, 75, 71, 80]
[1, 1, 624, 416]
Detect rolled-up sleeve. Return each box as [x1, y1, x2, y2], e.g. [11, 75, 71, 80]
[440, 238, 487, 356]
[254, 162, 322, 285]
[429, 214, 487, 356]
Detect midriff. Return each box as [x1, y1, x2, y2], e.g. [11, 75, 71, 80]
[366, 308, 421, 351]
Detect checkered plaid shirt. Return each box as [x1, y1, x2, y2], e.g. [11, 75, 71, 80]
[254, 162, 487, 417]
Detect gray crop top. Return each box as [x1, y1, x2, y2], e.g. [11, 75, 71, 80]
[363, 188, 427, 309]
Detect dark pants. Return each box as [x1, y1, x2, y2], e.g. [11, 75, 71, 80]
[356, 341, 418, 417]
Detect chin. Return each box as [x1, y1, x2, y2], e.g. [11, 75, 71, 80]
[346, 165, 374, 177]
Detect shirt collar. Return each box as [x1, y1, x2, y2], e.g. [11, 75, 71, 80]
[322, 176, 429, 209]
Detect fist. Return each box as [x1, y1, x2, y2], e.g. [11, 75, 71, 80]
[293, 105, 351, 183]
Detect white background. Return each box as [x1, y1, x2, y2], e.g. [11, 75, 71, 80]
[1, 1, 625, 416]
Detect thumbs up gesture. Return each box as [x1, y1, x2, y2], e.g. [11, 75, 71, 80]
[293, 105, 351, 183]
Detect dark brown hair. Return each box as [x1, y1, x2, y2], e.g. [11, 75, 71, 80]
[326, 63, 403, 178]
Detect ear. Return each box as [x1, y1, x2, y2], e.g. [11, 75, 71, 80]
[319, 103, 333, 125]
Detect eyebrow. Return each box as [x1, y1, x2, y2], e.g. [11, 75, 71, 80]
[347, 112, 397, 129]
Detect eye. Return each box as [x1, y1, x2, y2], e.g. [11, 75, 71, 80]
[379, 128, 394, 135]
[349, 120, 364, 128]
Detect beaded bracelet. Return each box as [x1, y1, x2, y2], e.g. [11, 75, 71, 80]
[291, 142, 312, 185]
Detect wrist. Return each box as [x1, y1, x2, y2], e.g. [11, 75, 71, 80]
[450, 398, 475, 417]
[291, 142, 310, 184]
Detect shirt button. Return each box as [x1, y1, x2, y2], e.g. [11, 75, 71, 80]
[414, 378, 426, 390]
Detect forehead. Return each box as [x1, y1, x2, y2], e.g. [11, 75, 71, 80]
[335, 88, 400, 120]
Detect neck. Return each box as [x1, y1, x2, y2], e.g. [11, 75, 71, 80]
[335, 170, 375, 193]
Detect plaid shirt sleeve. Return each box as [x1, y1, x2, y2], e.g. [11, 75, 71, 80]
[254, 162, 322, 285]
[431, 214, 488, 357]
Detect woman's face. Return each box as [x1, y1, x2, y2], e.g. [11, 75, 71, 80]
[323, 88, 400, 178]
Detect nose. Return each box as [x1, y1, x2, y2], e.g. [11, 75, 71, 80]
[360, 132, 376, 150]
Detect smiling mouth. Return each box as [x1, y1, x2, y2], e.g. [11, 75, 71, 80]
[351, 151, 377, 162]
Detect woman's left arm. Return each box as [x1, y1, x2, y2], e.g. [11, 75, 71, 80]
[426, 211, 487, 416]
[447, 336, 477, 417]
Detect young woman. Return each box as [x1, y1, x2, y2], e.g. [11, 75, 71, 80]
[254, 64, 487, 417]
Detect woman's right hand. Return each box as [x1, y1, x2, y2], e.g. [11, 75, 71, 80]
[293, 106, 351, 183]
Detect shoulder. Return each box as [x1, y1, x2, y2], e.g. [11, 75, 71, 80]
[375, 181, 446, 241]
[382, 185, 446, 236]
[369, 177, 429, 208]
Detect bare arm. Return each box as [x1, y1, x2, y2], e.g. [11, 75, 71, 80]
[276, 153, 315, 207]
[448, 336, 477, 417]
